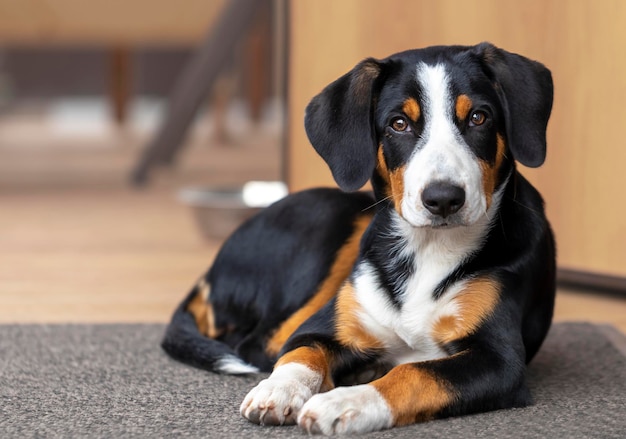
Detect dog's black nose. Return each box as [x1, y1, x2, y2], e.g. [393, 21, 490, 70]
[421, 182, 466, 218]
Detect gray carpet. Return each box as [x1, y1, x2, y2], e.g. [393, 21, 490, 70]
[1, 322, 624, 438]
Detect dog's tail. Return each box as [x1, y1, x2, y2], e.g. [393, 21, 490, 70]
[161, 278, 259, 375]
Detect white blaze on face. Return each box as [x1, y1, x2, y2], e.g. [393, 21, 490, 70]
[400, 63, 487, 228]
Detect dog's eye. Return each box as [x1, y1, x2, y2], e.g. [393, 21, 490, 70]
[391, 117, 410, 132]
[469, 111, 487, 127]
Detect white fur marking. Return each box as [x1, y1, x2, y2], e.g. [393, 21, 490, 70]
[298, 384, 393, 435]
[215, 355, 260, 375]
[401, 63, 487, 228]
[241, 363, 322, 426]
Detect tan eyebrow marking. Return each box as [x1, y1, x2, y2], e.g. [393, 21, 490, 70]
[402, 98, 421, 122]
[455, 94, 473, 120]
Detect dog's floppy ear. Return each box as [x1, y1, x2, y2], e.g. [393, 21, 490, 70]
[474, 42, 554, 167]
[304, 59, 382, 191]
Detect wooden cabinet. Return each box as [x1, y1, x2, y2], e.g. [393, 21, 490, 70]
[287, 0, 626, 278]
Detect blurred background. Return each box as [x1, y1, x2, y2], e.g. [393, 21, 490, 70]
[0, 0, 624, 331]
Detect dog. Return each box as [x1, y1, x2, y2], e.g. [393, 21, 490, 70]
[162, 42, 556, 435]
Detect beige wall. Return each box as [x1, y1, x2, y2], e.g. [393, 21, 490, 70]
[0, 0, 225, 45]
[287, 0, 626, 277]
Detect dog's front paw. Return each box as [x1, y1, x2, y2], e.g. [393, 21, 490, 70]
[297, 384, 393, 435]
[240, 376, 313, 426]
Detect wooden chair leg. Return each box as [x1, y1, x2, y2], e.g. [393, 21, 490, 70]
[131, 0, 269, 185]
[110, 46, 131, 125]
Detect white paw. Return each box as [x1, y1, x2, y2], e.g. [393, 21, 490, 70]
[240, 364, 322, 426]
[297, 384, 393, 435]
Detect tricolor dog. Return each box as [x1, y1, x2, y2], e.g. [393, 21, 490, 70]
[162, 42, 556, 435]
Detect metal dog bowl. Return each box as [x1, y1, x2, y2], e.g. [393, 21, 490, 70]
[179, 181, 288, 240]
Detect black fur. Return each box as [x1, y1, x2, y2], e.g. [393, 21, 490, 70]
[162, 188, 375, 372]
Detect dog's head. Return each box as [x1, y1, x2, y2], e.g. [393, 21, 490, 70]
[305, 43, 553, 228]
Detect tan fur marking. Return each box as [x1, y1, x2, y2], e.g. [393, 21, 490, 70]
[455, 94, 473, 121]
[335, 282, 384, 353]
[479, 134, 506, 209]
[202, 279, 222, 339]
[432, 277, 501, 345]
[186, 286, 209, 337]
[388, 165, 406, 214]
[376, 145, 391, 187]
[402, 98, 421, 122]
[376, 146, 405, 214]
[372, 364, 455, 424]
[275, 345, 334, 392]
[265, 216, 372, 356]
[185, 279, 223, 339]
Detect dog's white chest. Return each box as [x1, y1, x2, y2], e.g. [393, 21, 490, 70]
[354, 262, 457, 364]
[353, 218, 486, 365]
